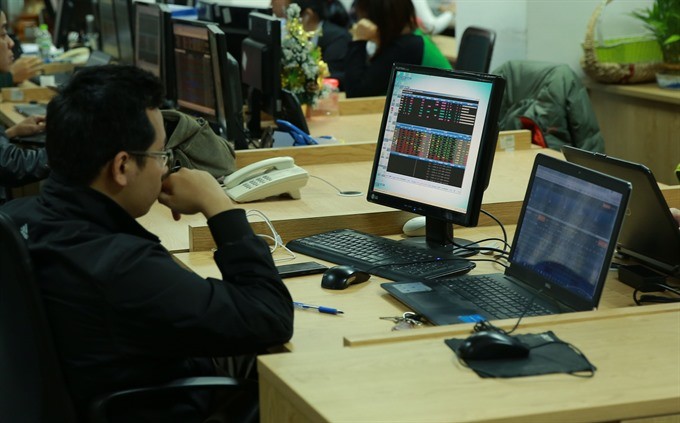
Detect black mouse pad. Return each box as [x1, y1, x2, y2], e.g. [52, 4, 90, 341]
[445, 331, 596, 378]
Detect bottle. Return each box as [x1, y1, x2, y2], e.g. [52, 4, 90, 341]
[83, 15, 99, 51]
[36, 24, 53, 61]
[313, 78, 340, 118]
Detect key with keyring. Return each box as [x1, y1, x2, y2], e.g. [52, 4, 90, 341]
[379, 312, 424, 331]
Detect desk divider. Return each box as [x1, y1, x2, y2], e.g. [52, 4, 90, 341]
[343, 302, 680, 348]
[187, 200, 527, 252]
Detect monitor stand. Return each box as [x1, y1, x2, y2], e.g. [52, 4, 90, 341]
[400, 217, 479, 258]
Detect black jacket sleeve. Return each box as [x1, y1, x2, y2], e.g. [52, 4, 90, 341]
[107, 209, 294, 357]
[0, 126, 49, 187]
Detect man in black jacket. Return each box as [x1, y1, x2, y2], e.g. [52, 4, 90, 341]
[1, 65, 294, 422]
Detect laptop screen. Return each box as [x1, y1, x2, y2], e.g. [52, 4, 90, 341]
[508, 156, 630, 306]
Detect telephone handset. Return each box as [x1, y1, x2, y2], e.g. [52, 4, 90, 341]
[223, 156, 309, 202]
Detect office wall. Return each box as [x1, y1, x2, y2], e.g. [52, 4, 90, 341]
[455, 0, 654, 75]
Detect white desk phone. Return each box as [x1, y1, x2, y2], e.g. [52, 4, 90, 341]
[223, 156, 309, 202]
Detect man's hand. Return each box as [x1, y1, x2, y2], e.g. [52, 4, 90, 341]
[5, 115, 46, 139]
[11, 56, 44, 84]
[158, 167, 235, 220]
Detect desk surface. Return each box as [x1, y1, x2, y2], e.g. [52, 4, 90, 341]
[585, 80, 680, 105]
[257, 303, 680, 423]
[139, 148, 563, 253]
[174, 225, 647, 354]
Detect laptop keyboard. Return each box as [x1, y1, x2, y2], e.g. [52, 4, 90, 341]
[286, 228, 474, 280]
[440, 275, 553, 319]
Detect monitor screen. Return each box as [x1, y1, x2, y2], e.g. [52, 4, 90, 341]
[99, 0, 120, 59]
[173, 20, 219, 122]
[134, 3, 179, 105]
[134, 2, 162, 77]
[113, 0, 134, 64]
[367, 64, 505, 255]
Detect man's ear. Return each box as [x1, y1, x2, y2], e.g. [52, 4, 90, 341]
[111, 151, 134, 187]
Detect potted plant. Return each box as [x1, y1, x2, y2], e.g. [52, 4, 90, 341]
[632, 0, 680, 86]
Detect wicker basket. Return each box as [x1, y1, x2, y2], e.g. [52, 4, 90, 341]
[580, 0, 663, 84]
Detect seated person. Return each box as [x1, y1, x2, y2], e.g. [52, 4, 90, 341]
[273, 0, 351, 86]
[0, 65, 294, 422]
[344, 0, 451, 98]
[0, 11, 42, 88]
[0, 8, 48, 203]
[0, 116, 49, 204]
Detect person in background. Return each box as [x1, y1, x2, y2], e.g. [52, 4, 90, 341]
[0, 22, 43, 87]
[0, 8, 49, 204]
[344, 0, 451, 98]
[273, 0, 351, 86]
[413, 0, 455, 35]
[0, 65, 294, 422]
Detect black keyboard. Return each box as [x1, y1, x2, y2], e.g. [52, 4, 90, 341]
[440, 276, 553, 319]
[286, 228, 475, 280]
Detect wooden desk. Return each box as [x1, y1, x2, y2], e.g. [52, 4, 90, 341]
[586, 81, 680, 185]
[257, 304, 680, 423]
[140, 148, 563, 253]
[174, 224, 650, 353]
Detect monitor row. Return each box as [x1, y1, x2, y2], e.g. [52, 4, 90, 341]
[52, 1, 305, 150]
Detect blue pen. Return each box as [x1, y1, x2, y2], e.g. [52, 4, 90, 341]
[293, 301, 344, 315]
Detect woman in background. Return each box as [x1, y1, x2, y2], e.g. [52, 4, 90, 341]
[344, 0, 450, 98]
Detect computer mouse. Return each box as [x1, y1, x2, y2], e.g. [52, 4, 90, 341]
[321, 265, 371, 290]
[402, 216, 427, 237]
[457, 331, 530, 360]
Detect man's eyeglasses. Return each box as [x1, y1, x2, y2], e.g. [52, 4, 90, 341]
[127, 149, 174, 168]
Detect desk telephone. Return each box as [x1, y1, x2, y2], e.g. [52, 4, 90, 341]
[223, 156, 309, 202]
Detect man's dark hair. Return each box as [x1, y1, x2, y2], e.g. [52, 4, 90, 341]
[46, 65, 164, 185]
[354, 0, 416, 56]
[294, 0, 329, 20]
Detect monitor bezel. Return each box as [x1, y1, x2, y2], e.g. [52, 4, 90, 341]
[366, 64, 506, 233]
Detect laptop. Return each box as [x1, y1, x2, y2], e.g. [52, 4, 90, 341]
[381, 153, 631, 325]
[562, 145, 680, 277]
[30, 50, 113, 88]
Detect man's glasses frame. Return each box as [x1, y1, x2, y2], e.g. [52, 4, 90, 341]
[127, 149, 174, 168]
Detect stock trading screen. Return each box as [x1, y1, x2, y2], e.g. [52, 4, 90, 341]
[174, 26, 215, 116]
[386, 89, 479, 188]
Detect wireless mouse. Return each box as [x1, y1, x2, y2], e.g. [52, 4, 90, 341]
[321, 265, 371, 290]
[458, 331, 530, 360]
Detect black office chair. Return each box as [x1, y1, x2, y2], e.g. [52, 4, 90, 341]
[455, 26, 497, 73]
[0, 211, 257, 423]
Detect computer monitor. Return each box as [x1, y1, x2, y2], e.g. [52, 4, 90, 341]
[214, 4, 270, 70]
[134, 3, 178, 105]
[172, 19, 243, 145]
[53, 0, 94, 50]
[113, 0, 134, 64]
[367, 64, 505, 256]
[208, 20, 248, 149]
[241, 12, 281, 136]
[241, 12, 308, 138]
[99, 0, 120, 60]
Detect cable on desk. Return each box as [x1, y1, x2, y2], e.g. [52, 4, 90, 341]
[309, 174, 363, 197]
[246, 209, 297, 262]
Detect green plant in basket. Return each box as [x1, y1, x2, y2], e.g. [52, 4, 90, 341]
[632, 0, 680, 70]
